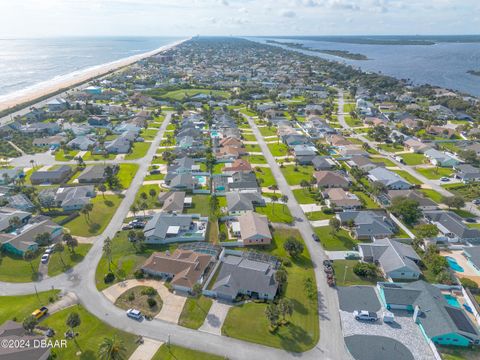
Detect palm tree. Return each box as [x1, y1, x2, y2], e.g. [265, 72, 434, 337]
[103, 237, 112, 272]
[98, 336, 127, 360]
[98, 184, 107, 198]
[23, 250, 36, 273]
[66, 312, 81, 349]
[280, 195, 289, 213]
[271, 184, 278, 195]
[270, 195, 278, 214]
[139, 202, 148, 218]
[54, 243, 66, 268]
[130, 204, 138, 218]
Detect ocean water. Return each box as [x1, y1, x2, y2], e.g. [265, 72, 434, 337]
[0, 36, 182, 99]
[253, 37, 480, 97]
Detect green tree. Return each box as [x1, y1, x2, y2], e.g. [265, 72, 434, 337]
[103, 237, 113, 272]
[98, 184, 107, 198]
[64, 233, 78, 254]
[389, 196, 421, 225]
[98, 336, 127, 360]
[265, 303, 279, 329]
[148, 188, 157, 198]
[283, 236, 304, 258]
[274, 269, 287, 293]
[353, 262, 379, 279]
[23, 250, 36, 273]
[54, 242, 66, 267]
[329, 217, 341, 234]
[277, 298, 294, 322]
[66, 312, 81, 348]
[23, 315, 38, 334]
[414, 224, 439, 239]
[442, 196, 465, 210]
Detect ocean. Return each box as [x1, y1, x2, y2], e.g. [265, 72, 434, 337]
[252, 37, 480, 97]
[0, 36, 182, 101]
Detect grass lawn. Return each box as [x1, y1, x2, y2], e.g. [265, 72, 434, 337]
[415, 167, 454, 180]
[333, 260, 383, 286]
[117, 163, 139, 188]
[314, 226, 359, 251]
[345, 115, 362, 127]
[134, 184, 162, 209]
[259, 126, 277, 137]
[242, 133, 257, 142]
[95, 232, 176, 290]
[442, 182, 480, 201]
[378, 143, 404, 153]
[140, 128, 158, 140]
[42, 305, 138, 359]
[184, 195, 211, 217]
[440, 347, 480, 360]
[152, 344, 225, 360]
[114, 285, 162, 317]
[400, 153, 425, 166]
[245, 144, 261, 153]
[0, 290, 59, 324]
[55, 149, 79, 161]
[292, 188, 318, 204]
[178, 296, 212, 329]
[392, 170, 422, 185]
[63, 195, 123, 237]
[256, 203, 293, 223]
[353, 191, 380, 209]
[0, 252, 42, 282]
[281, 165, 315, 186]
[239, 108, 257, 117]
[158, 88, 230, 101]
[452, 209, 477, 219]
[243, 154, 267, 164]
[254, 167, 276, 187]
[125, 142, 151, 160]
[420, 189, 443, 203]
[344, 103, 356, 112]
[48, 244, 92, 277]
[370, 156, 396, 167]
[306, 211, 334, 221]
[222, 228, 319, 352]
[267, 143, 289, 156]
[83, 152, 116, 161]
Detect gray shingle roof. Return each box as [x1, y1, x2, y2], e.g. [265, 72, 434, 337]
[424, 211, 480, 240]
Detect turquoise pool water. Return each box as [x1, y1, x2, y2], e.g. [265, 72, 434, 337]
[446, 256, 464, 272]
[195, 175, 207, 185]
[211, 131, 220, 138]
[443, 294, 461, 308]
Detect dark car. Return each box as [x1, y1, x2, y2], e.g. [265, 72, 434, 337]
[465, 218, 477, 223]
[312, 234, 320, 242]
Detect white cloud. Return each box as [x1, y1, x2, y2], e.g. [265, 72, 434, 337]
[280, 9, 296, 17]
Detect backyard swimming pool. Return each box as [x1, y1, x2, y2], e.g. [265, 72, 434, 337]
[443, 294, 461, 308]
[446, 256, 464, 273]
[195, 175, 207, 185]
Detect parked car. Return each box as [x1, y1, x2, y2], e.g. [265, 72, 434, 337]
[473, 199, 480, 205]
[126, 309, 142, 321]
[345, 251, 361, 260]
[440, 177, 450, 182]
[353, 310, 378, 322]
[312, 234, 320, 242]
[32, 306, 48, 319]
[41, 254, 49, 264]
[122, 224, 133, 230]
[465, 218, 477, 223]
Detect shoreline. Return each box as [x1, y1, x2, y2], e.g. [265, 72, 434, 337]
[0, 38, 189, 116]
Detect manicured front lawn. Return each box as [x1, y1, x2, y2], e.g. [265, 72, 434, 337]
[55, 149, 79, 161]
[0, 252, 42, 282]
[117, 163, 139, 188]
[378, 143, 404, 153]
[245, 143, 261, 153]
[95, 232, 176, 290]
[152, 344, 225, 360]
[306, 211, 334, 221]
[400, 153, 425, 166]
[0, 290, 59, 324]
[48, 244, 92, 277]
[345, 115, 363, 127]
[256, 203, 293, 223]
[62, 195, 123, 237]
[370, 157, 396, 167]
[452, 209, 477, 219]
[313, 226, 359, 251]
[82, 152, 116, 161]
[259, 126, 277, 137]
[125, 142, 151, 160]
[443, 182, 480, 201]
[114, 285, 162, 317]
[134, 184, 162, 209]
[42, 305, 138, 359]
[222, 229, 319, 352]
[353, 191, 380, 209]
[391, 170, 422, 185]
[254, 167, 276, 187]
[184, 195, 211, 217]
[420, 189, 443, 203]
[140, 128, 158, 140]
[281, 165, 315, 186]
[333, 260, 382, 286]
[178, 296, 212, 329]
[243, 154, 267, 164]
[292, 188, 318, 204]
[439, 346, 480, 360]
[415, 167, 454, 180]
[267, 143, 289, 156]
[242, 133, 257, 142]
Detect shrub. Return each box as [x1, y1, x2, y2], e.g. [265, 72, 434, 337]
[141, 287, 157, 296]
[461, 278, 479, 293]
[281, 257, 292, 267]
[128, 292, 135, 301]
[134, 269, 144, 279]
[104, 272, 115, 283]
[323, 208, 334, 215]
[353, 262, 379, 279]
[147, 298, 157, 308]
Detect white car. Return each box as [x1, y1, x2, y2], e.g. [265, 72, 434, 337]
[126, 309, 142, 320]
[41, 254, 50, 264]
[353, 310, 378, 322]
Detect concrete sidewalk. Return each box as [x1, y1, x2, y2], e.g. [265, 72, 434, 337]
[128, 338, 163, 360]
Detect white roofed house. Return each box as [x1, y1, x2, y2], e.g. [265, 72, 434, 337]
[237, 211, 272, 246]
[367, 167, 412, 190]
[424, 149, 460, 168]
[143, 213, 208, 244]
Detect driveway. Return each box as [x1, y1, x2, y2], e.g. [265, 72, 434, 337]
[128, 338, 163, 360]
[337, 286, 381, 313]
[345, 334, 414, 360]
[199, 300, 231, 335]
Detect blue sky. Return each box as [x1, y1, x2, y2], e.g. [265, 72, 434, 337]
[1, 0, 479, 37]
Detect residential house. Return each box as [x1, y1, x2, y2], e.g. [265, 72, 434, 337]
[30, 165, 72, 185]
[7, 194, 35, 212]
[424, 211, 480, 244]
[404, 138, 431, 153]
[462, 246, 480, 273]
[337, 145, 369, 157]
[158, 191, 191, 213]
[67, 136, 96, 151]
[322, 188, 362, 210]
[47, 97, 68, 112]
[454, 164, 480, 183]
[142, 249, 215, 293]
[381, 190, 437, 210]
[0, 321, 51, 360]
[0, 167, 24, 185]
[226, 191, 264, 215]
[368, 167, 412, 190]
[424, 149, 459, 168]
[358, 238, 421, 280]
[293, 144, 317, 164]
[378, 281, 480, 347]
[143, 213, 208, 244]
[0, 218, 63, 256]
[227, 172, 259, 192]
[314, 171, 350, 189]
[337, 210, 397, 240]
[39, 186, 96, 211]
[208, 255, 278, 301]
[21, 122, 60, 135]
[312, 156, 335, 170]
[33, 135, 66, 148]
[222, 159, 252, 175]
[347, 155, 383, 172]
[327, 135, 351, 147]
[0, 207, 31, 233]
[236, 211, 272, 245]
[427, 125, 456, 139]
[465, 143, 480, 156]
[77, 165, 118, 184]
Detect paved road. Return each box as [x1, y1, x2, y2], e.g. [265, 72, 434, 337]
[337, 90, 480, 218]
[0, 111, 352, 360]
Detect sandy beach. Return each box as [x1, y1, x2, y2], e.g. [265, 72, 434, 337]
[0, 38, 188, 115]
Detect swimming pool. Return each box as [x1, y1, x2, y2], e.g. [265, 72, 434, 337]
[211, 131, 220, 138]
[446, 256, 464, 272]
[195, 175, 207, 185]
[443, 294, 461, 308]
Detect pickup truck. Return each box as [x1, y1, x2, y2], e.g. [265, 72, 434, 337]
[32, 306, 48, 319]
[353, 310, 378, 322]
